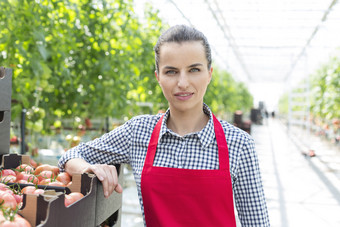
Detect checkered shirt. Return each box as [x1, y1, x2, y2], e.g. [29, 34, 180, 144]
[58, 104, 270, 226]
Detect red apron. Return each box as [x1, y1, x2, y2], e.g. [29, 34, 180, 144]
[141, 114, 236, 227]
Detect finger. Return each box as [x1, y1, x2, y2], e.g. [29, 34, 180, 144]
[115, 183, 123, 193]
[94, 165, 111, 197]
[106, 165, 120, 197]
[105, 165, 116, 197]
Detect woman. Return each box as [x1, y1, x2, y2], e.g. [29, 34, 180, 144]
[59, 25, 270, 226]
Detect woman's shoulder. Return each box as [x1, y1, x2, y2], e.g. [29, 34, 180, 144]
[126, 113, 163, 129]
[218, 119, 253, 142]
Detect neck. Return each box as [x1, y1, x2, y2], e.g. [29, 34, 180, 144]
[167, 106, 209, 136]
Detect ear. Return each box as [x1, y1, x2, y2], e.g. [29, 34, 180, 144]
[155, 70, 160, 83]
[208, 67, 213, 83]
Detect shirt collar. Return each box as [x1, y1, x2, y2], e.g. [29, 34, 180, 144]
[159, 103, 215, 147]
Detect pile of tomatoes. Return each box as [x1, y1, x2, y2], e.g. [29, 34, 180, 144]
[0, 163, 84, 226]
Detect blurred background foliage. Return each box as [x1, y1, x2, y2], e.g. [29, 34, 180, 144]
[0, 0, 253, 136]
[278, 53, 340, 125]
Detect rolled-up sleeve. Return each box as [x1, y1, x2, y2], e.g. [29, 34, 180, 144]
[234, 138, 270, 226]
[58, 121, 132, 172]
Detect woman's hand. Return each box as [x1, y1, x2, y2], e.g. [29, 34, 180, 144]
[65, 158, 123, 198]
[82, 164, 123, 198]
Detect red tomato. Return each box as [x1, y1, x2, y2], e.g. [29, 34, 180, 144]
[0, 191, 18, 210]
[1, 169, 16, 177]
[56, 172, 71, 185]
[0, 175, 16, 184]
[16, 180, 34, 185]
[65, 192, 84, 207]
[37, 170, 55, 182]
[34, 164, 59, 176]
[15, 164, 34, 174]
[70, 192, 84, 201]
[21, 186, 37, 195]
[64, 194, 76, 207]
[47, 181, 65, 187]
[37, 178, 48, 185]
[64, 192, 84, 207]
[0, 212, 31, 227]
[12, 194, 23, 204]
[0, 183, 8, 190]
[39, 178, 65, 187]
[16, 173, 39, 184]
[30, 158, 38, 169]
[66, 181, 72, 187]
[33, 189, 44, 195]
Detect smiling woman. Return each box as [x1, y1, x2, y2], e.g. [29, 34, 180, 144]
[155, 41, 212, 133]
[59, 25, 270, 227]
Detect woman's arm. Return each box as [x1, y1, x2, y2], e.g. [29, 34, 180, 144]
[234, 138, 270, 226]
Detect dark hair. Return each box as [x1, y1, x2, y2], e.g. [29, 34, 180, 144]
[154, 25, 212, 73]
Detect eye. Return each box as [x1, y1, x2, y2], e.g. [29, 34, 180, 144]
[189, 68, 200, 72]
[165, 70, 177, 75]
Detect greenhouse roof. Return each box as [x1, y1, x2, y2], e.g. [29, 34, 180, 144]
[135, 0, 340, 109]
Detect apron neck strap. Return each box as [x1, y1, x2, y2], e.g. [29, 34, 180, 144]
[144, 115, 164, 167]
[212, 114, 229, 170]
[144, 114, 230, 171]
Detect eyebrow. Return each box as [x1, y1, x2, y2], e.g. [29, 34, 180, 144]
[188, 63, 203, 68]
[162, 63, 204, 70]
[163, 66, 177, 70]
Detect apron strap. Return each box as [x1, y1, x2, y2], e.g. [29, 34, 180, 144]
[212, 114, 229, 171]
[144, 115, 164, 167]
[144, 114, 230, 171]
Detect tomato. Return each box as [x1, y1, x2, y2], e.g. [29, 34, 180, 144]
[64, 194, 76, 207]
[21, 186, 37, 195]
[0, 175, 16, 184]
[34, 164, 59, 176]
[1, 169, 16, 177]
[0, 191, 18, 210]
[48, 181, 65, 187]
[33, 189, 44, 195]
[16, 173, 38, 184]
[37, 178, 51, 185]
[66, 181, 72, 187]
[12, 194, 23, 204]
[0, 211, 31, 227]
[29, 158, 38, 169]
[56, 172, 71, 185]
[69, 192, 84, 201]
[15, 180, 34, 185]
[37, 170, 55, 182]
[0, 183, 8, 190]
[15, 164, 34, 174]
[64, 192, 84, 207]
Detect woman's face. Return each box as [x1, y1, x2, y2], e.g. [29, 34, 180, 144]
[155, 41, 212, 113]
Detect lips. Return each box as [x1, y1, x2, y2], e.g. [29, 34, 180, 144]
[174, 92, 194, 100]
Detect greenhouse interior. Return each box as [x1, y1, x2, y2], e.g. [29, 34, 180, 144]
[0, 0, 339, 226]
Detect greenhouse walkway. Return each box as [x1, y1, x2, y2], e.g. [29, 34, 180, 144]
[120, 118, 340, 227]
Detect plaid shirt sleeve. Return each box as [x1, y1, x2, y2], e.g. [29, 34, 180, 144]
[234, 137, 270, 226]
[58, 120, 133, 171]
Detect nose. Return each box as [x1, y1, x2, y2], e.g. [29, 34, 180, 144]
[177, 72, 189, 89]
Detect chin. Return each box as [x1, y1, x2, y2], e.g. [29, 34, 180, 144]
[170, 101, 200, 113]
